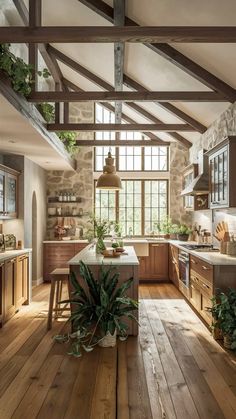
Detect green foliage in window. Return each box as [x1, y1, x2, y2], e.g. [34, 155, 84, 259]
[0, 43, 50, 96]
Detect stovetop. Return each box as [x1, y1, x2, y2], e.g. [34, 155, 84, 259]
[180, 244, 219, 252]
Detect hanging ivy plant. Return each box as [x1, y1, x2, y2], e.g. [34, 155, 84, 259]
[37, 102, 55, 123]
[58, 131, 78, 156]
[0, 43, 50, 96]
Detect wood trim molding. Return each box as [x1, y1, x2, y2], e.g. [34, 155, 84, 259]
[47, 123, 193, 132]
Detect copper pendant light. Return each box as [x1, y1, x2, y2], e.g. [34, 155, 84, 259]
[96, 151, 122, 190]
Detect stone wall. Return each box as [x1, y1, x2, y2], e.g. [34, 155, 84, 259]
[190, 102, 236, 239]
[46, 102, 94, 239]
[169, 142, 191, 225]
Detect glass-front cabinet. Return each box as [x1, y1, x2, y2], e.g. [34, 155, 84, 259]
[0, 165, 19, 219]
[206, 137, 236, 209]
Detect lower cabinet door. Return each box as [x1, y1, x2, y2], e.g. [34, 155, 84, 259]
[200, 293, 212, 325]
[0, 262, 4, 326]
[4, 258, 16, 321]
[139, 243, 168, 281]
[190, 283, 201, 311]
[15, 255, 28, 309]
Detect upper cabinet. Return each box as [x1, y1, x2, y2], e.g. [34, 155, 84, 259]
[0, 164, 19, 219]
[206, 137, 236, 209]
[182, 164, 198, 210]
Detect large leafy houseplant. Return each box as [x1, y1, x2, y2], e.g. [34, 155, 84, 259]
[55, 261, 138, 357]
[210, 289, 236, 350]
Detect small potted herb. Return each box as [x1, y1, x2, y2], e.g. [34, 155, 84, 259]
[176, 224, 192, 241]
[55, 261, 138, 356]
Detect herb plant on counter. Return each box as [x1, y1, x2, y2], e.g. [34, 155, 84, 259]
[55, 261, 138, 357]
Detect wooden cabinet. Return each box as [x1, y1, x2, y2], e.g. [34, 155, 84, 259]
[139, 243, 168, 281]
[206, 136, 236, 209]
[168, 244, 179, 287]
[190, 255, 213, 326]
[43, 242, 87, 281]
[0, 165, 19, 219]
[0, 253, 29, 327]
[15, 254, 28, 309]
[4, 257, 16, 322]
[0, 262, 4, 325]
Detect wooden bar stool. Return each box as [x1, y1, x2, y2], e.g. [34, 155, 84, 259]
[47, 268, 71, 330]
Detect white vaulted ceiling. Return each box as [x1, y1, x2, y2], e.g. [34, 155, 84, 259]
[2, 0, 236, 146]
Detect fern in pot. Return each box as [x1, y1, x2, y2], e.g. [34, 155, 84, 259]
[55, 261, 138, 357]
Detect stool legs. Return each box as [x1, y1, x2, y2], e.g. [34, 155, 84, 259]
[47, 278, 56, 330]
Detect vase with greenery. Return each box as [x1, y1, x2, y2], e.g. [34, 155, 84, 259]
[93, 218, 110, 254]
[176, 224, 192, 241]
[210, 289, 236, 350]
[154, 216, 175, 238]
[55, 261, 138, 356]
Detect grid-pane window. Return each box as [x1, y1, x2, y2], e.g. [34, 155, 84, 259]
[95, 104, 115, 170]
[119, 180, 142, 236]
[95, 146, 116, 172]
[95, 189, 116, 222]
[144, 180, 168, 235]
[94, 179, 168, 236]
[119, 146, 142, 171]
[144, 146, 168, 171]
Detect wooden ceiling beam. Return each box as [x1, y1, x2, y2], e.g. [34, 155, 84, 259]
[123, 75, 207, 133]
[12, 0, 62, 85]
[48, 48, 192, 147]
[28, 0, 41, 92]
[28, 91, 225, 102]
[2, 26, 236, 43]
[114, 0, 125, 125]
[47, 123, 193, 132]
[76, 140, 170, 146]
[78, 0, 236, 102]
[63, 78, 165, 143]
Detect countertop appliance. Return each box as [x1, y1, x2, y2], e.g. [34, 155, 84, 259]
[178, 249, 190, 288]
[0, 233, 5, 253]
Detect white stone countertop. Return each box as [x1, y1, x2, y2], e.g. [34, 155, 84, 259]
[0, 249, 32, 263]
[168, 240, 236, 266]
[43, 238, 236, 266]
[68, 245, 139, 266]
[43, 240, 89, 243]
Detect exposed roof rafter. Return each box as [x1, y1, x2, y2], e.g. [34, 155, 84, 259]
[78, 0, 236, 102]
[47, 123, 194, 132]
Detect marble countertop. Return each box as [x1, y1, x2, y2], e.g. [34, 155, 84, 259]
[68, 245, 139, 266]
[168, 241, 236, 266]
[0, 249, 32, 263]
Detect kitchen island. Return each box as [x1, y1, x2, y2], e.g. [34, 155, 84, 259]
[68, 245, 139, 335]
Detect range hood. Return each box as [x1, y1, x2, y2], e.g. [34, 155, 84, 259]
[181, 150, 209, 196]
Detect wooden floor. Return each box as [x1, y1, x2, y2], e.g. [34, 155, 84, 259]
[0, 284, 236, 419]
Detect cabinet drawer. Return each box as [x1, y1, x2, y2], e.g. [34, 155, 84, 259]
[190, 269, 213, 298]
[190, 282, 201, 311]
[200, 294, 212, 325]
[190, 255, 213, 283]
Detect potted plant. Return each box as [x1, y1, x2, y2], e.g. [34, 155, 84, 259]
[210, 289, 236, 350]
[93, 218, 110, 254]
[154, 216, 174, 238]
[55, 261, 138, 356]
[176, 224, 192, 241]
[169, 223, 179, 240]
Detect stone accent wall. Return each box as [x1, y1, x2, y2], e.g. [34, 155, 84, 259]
[46, 102, 94, 239]
[190, 102, 236, 162]
[169, 142, 191, 225]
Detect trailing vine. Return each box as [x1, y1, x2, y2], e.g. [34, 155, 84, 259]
[37, 102, 55, 123]
[0, 43, 50, 96]
[58, 131, 78, 156]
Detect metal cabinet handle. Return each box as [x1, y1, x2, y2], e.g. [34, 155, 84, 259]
[151, 244, 163, 247]
[191, 259, 197, 264]
[202, 282, 210, 289]
[202, 265, 211, 271]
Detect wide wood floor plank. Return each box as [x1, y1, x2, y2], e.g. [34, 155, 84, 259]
[89, 347, 117, 419]
[126, 337, 153, 419]
[144, 298, 200, 419]
[140, 300, 176, 419]
[117, 341, 130, 419]
[153, 295, 225, 419]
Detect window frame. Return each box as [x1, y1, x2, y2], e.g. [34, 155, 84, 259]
[94, 179, 169, 237]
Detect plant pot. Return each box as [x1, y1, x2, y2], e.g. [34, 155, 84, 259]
[164, 234, 170, 239]
[96, 237, 106, 254]
[223, 334, 232, 349]
[169, 233, 177, 240]
[98, 329, 117, 347]
[212, 326, 223, 341]
[177, 233, 189, 241]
